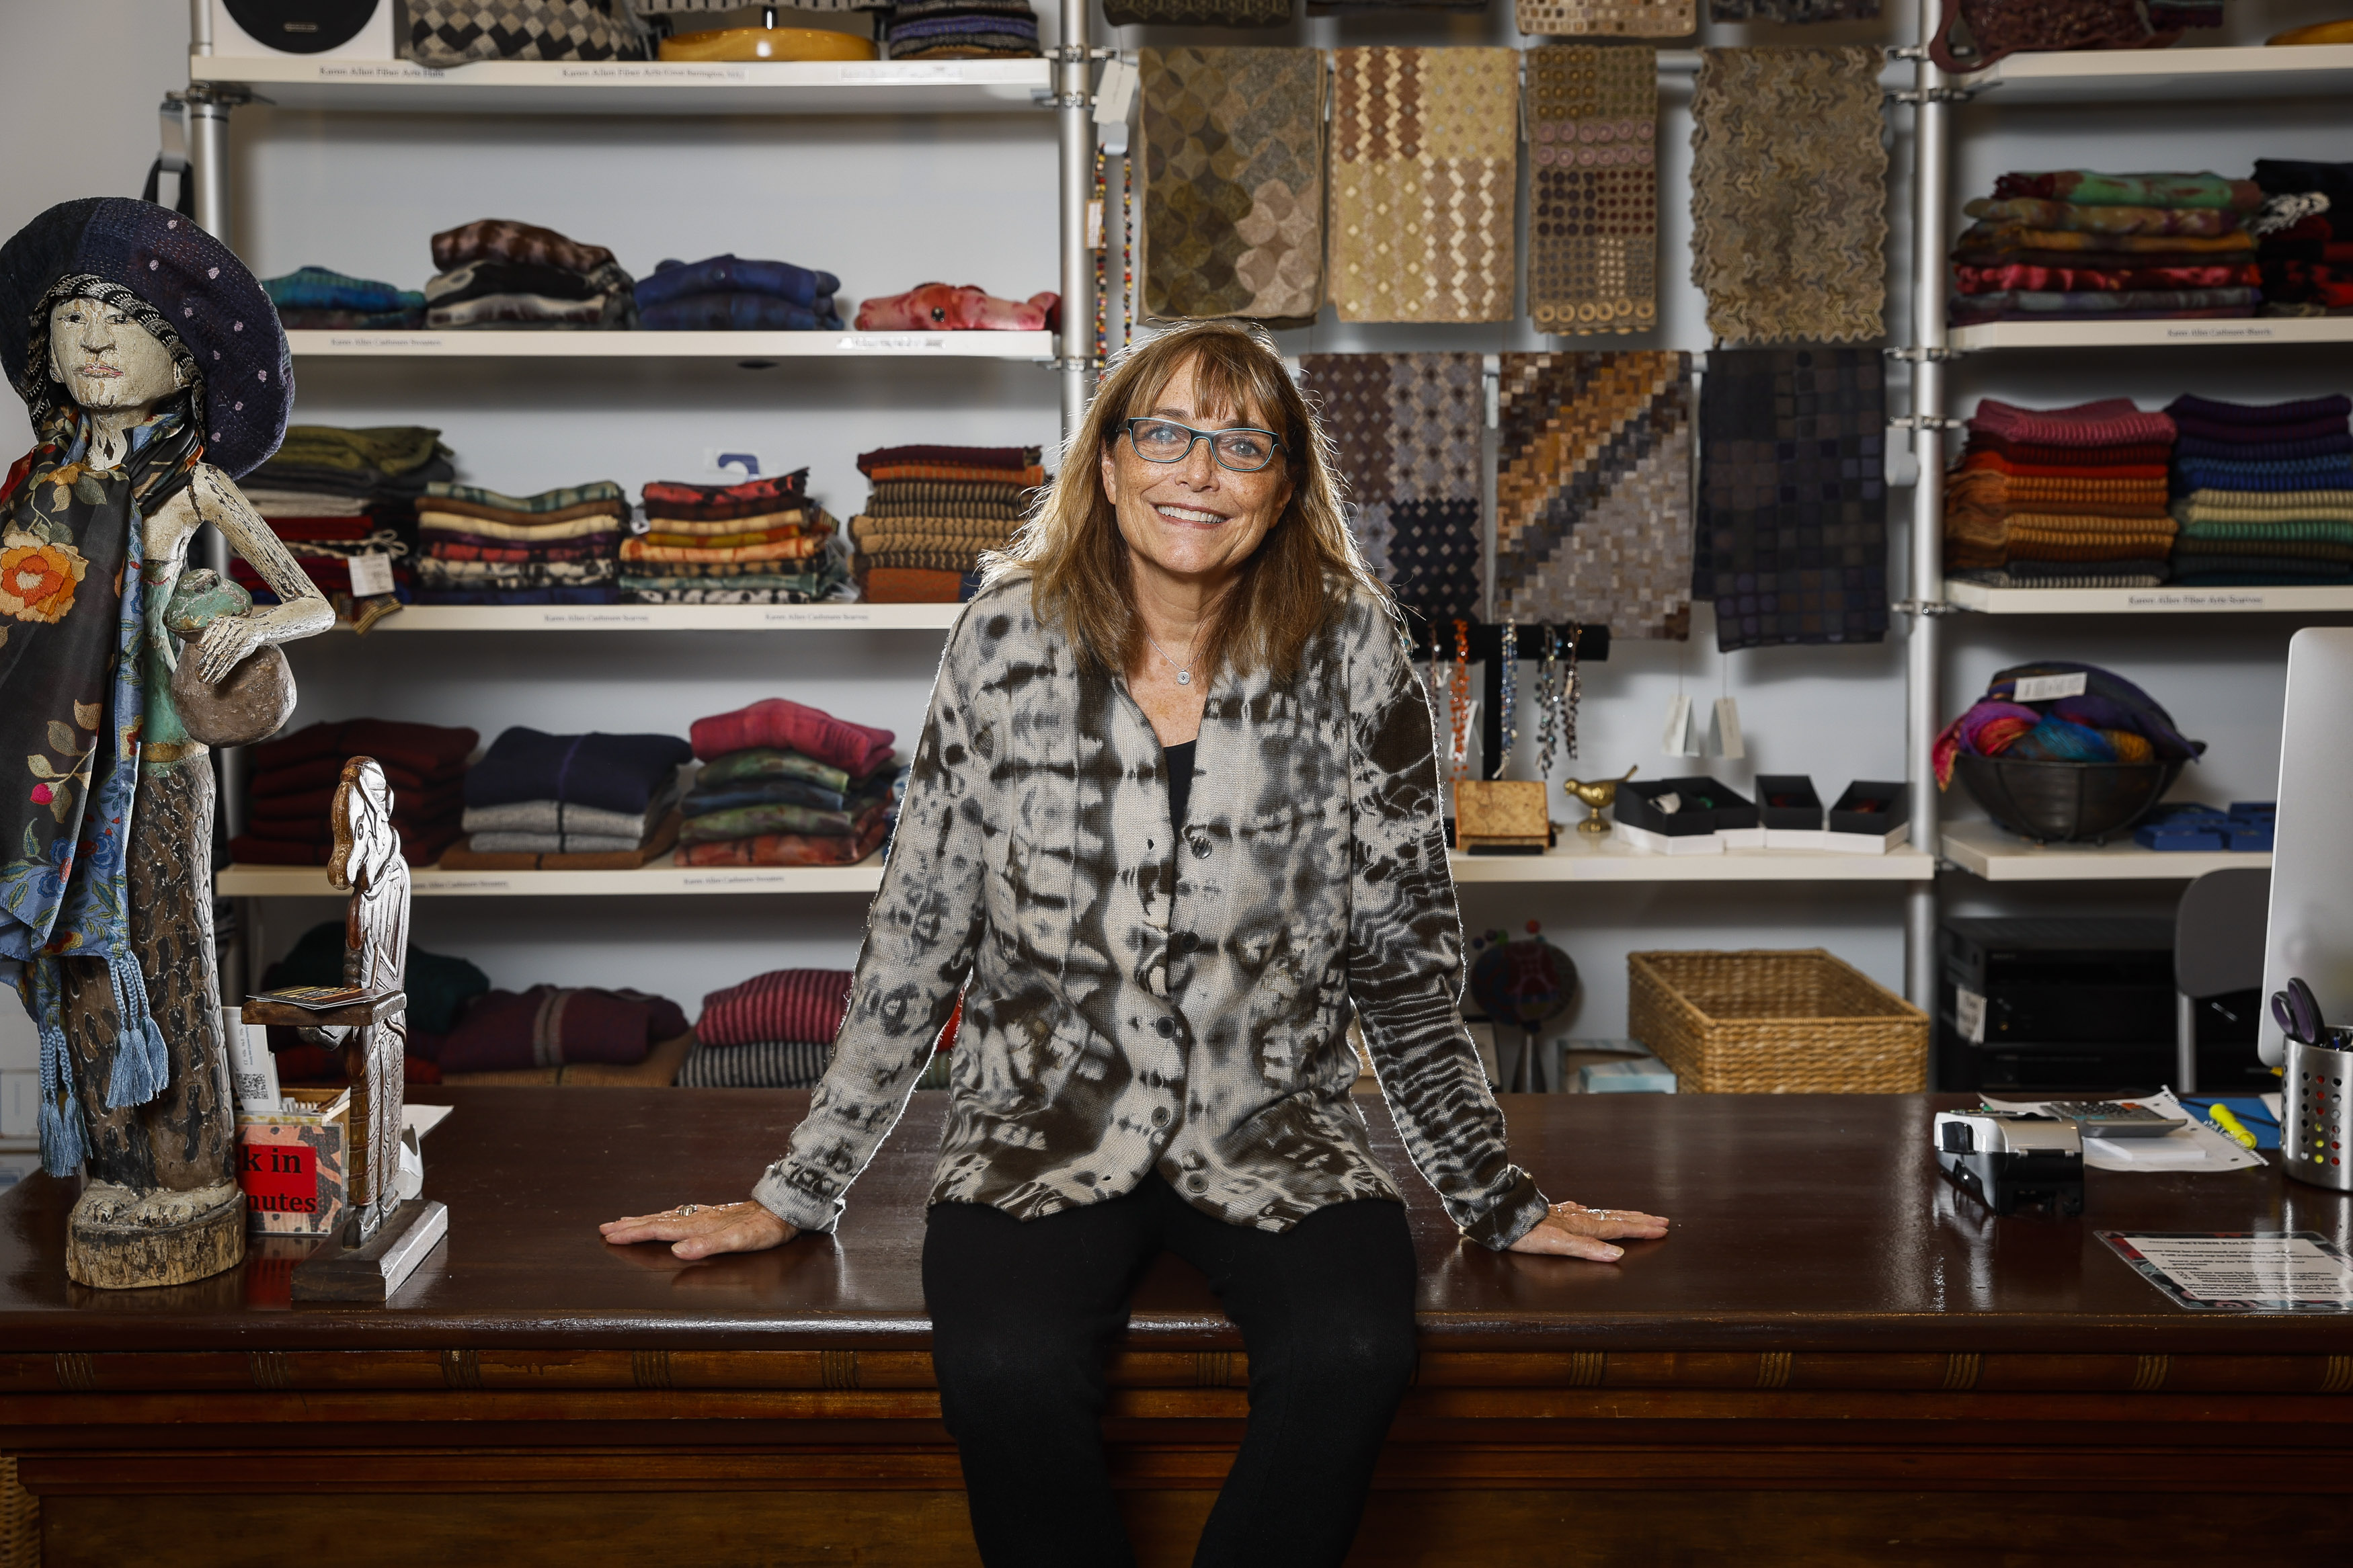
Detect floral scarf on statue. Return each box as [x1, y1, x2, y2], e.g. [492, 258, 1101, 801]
[0, 401, 200, 1173]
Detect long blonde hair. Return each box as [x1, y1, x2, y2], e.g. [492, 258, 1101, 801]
[984, 320, 1379, 685]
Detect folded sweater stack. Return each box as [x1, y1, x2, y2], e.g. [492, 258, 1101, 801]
[678, 968, 854, 1089]
[621, 471, 852, 606]
[1943, 399, 2180, 589]
[447, 727, 695, 870]
[416, 480, 629, 605]
[850, 444, 1041, 603]
[2252, 159, 2353, 317]
[438, 987, 692, 1080]
[678, 698, 897, 868]
[425, 219, 636, 330]
[1952, 171, 2264, 326]
[883, 0, 1040, 60]
[262, 265, 425, 331]
[229, 718, 479, 868]
[635, 253, 845, 332]
[2167, 393, 2353, 587]
[238, 425, 454, 624]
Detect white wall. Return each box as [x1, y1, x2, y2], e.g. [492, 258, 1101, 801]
[1, 1, 2344, 1040]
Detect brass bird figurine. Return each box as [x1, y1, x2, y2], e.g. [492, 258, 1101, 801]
[1562, 766, 1637, 835]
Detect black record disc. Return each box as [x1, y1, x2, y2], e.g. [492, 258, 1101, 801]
[222, 0, 379, 54]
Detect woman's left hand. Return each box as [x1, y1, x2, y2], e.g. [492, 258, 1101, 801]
[192, 613, 261, 683]
[1507, 1200, 1671, 1262]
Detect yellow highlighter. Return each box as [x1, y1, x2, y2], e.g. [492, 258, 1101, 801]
[2206, 1104, 2259, 1150]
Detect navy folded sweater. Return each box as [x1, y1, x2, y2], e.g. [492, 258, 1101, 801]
[464, 727, 694, 815]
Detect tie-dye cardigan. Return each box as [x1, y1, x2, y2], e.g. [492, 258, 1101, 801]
[751, 574, 1550, 1251]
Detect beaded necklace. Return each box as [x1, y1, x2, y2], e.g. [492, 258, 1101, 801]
[1562, 619, 1583, 761]
[1449, 618, 1472, 784]
[1493, 620, 1518, 778]
[1533, 626, 1562, 782]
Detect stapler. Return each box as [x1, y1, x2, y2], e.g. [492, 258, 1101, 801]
[1933, 1109, 2085, 1217]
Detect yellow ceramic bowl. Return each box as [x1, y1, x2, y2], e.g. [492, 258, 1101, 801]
[2268, 19, 2353, 44]
[659, 26, 879, 63]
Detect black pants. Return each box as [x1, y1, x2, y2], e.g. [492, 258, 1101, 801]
[923, 1173, 1419, 1568]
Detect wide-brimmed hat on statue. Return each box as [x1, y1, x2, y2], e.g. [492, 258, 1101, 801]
[0, 196, 292, 477]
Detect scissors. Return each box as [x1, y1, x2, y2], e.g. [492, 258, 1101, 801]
[2272, 976, 2325, 1045]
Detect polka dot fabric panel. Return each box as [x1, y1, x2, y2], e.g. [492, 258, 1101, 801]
[1527, 46, 1659, 337]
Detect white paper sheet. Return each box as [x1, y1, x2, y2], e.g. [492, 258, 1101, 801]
[2111, 1233, 2353, 1309]
[1981, 1089, 2264, 1173]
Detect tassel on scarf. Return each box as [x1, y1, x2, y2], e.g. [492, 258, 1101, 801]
[102, 951, 171, 1110]
[30, 977, 85, 1177]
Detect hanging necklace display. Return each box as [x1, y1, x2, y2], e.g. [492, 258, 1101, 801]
[1533, 626, 1562, 783]
[1492, 620, 1518, 779]
[1562, 619, 1583, 762]
[1427, 619, 1445, 737]
[1449, 617, 1473, 785]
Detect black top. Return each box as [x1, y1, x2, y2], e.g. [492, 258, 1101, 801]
[1164, 740, 1196, 831]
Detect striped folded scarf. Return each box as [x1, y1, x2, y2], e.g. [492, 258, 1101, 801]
[1965, 398, 2176, 450]
[2173, 535, 2353, 562]
[1950, 565, 2169, 589]
[426, 480, 627, 513]
[2177, 431, 2353, 463]
[675, 1039, 833, 1089]
[2177, 518, 2353, 544]
[698, 968, 856, 1048]
[2168, 393, 2353, 427]
[2175, 459, 2353, 493]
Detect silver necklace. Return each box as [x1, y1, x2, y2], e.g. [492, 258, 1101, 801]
[1144, 626, 1197, 686]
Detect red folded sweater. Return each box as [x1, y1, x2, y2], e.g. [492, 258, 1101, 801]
[690, 698, 895, 777]
[696, 968, 855, 1048]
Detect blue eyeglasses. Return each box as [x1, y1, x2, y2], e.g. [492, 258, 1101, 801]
[1122, 417, 1285, 473]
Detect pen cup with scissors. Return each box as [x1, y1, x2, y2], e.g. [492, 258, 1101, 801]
[2283, 1034, 2353, 1192]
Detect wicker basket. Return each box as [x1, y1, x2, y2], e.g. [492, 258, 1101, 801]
[1628, 949, 1928, 1093]
[2, 1454, 36, 1568]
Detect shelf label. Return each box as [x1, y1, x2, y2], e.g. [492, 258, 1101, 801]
[417, 877, 514, 892]
[2158, 323, 2290, 342]
[834, 333, 955, 353]
[536, 611, 657, 626]
[837, 64, 962, 83]
[555, 63, 750, 83]
[311, 63, 444, 81]
[310, 333, 448, 351]
[2121, 591, 2278, 610]
[2012, 672, 2087, 702]
[1955, 986, 1987, 1044]
[761, 608, 874, 624]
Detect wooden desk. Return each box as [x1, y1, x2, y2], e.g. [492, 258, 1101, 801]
[5, 1089, 2352, 1565]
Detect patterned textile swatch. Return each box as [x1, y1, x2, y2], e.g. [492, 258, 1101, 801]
[1517, 0, 1696, 34]
[1528, 46, 1659, 337]
[1689, 48, 1888, 346]
[1695, 347, 1888, 652]
[1494, 352, 1694, 641]
[1138, 48, 1324, 323]
[1708, 0, 1878, 17]
[1300, 353, 1485, 621]
[1330, 48, 1519, 324]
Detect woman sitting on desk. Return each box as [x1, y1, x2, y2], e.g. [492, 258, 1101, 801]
[602, 321, 1669, 1567]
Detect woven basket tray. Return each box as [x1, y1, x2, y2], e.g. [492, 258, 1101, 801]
[1628, 948, 1928, 1093]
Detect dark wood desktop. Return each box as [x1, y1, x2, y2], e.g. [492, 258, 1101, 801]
[4, 1088, 2350, 1565]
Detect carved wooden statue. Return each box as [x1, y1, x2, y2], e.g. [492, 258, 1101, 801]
[327, 757, 409, 1236]
[0, 199, 330, 1289]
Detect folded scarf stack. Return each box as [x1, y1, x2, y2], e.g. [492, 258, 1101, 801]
[438, 986, 692, 1079]
[237, 425, 454, 624]
[621, 470, 853, 605]
[1933, 660, 2202, 790]
[424, 218, 636, 330]
[883, 0, 1040, 60]
[677, 698, 898, 868]
[850, 444, 1041, 603]
[1951, 171, 2264, 325]
[678, 968, 852, 1089]
[2251, 159, 2353, 317]
[446, 726, 694, 870]
[2165, 393, 2353, 587]
[416, 479, 629, 604]
[229, 718, 479, 867]
[262, 265, 425, 331]
[634, 253, 845, 332]
[1942, 399, 2178, 588]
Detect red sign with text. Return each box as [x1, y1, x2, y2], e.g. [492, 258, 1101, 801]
[242, 1141, 321, 1216]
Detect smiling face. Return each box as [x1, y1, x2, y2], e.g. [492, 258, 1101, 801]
[48, 295, 185, 413]
[1098, 354, 1293, 590]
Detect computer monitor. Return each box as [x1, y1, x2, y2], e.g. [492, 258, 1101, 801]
[2260, 627, 2353, 1067]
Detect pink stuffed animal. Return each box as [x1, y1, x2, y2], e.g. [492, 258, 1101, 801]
[854, 283, 1061, 332]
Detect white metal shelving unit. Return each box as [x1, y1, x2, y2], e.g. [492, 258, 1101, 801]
[285, 329, 1059, 361]
[1905, 30, 2353, 954]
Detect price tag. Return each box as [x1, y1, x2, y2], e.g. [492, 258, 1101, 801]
[348, 552, 395, 597]
[1956, 986, 1987, 1045]
[2013, 672, 2087, 702]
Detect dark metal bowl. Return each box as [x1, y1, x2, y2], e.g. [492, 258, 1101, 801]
[1953, 753, 2186, 845]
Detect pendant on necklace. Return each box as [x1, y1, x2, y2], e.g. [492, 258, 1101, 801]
[1176, 671, 1191, 686]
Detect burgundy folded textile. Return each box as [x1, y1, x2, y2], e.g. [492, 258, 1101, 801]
[424, 536, 619, 563]
[672, 817, 890, 868]
[1965, 399, 2177, 450]
[690, 698, 895, 776]
[247, 780, 467, 828]
[437, 985, 690, 1074]
[1991, 173, 2262, 211]
[2166, 393, 2353, 428]
[250, 753, 456, 801]
[643, 472, 810, 520]
[1954, 263, 2258, 295]
[856, 445, 1041, 477]
[229, 823, 456, 866]
[1975, 436, 2178, 468]
[266, 518, 381, 542]
[696, 968, 855, 1048]
[249, 718, 479, 778]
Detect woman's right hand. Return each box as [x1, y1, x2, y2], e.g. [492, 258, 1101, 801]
[600, 1200, 797, 1260]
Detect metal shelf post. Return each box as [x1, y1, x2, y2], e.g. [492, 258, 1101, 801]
[1056, 0, 1094, 436]
[1903, 4, 1952, 1011]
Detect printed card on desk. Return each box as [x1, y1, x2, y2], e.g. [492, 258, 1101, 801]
[239, 1087, 350, 1237]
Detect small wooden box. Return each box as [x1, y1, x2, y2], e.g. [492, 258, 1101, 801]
[1454, 780, 1550, 852]
[237, 1087, 351, 1237]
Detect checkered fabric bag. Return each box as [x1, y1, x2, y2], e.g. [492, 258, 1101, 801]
[405, 0, 647, 67]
